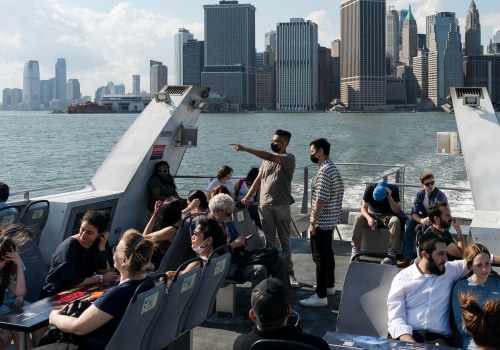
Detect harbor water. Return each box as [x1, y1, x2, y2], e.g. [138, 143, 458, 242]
[0, 110, 472, 217]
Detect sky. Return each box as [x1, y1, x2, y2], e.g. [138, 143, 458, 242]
[1, 0, 498, 99]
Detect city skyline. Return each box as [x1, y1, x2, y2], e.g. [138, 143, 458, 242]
[0, 0, 499, 99]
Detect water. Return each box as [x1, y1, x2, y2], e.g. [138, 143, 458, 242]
[0, 110, 472, 216]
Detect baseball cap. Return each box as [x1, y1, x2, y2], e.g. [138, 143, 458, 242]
[373, 182, 389, 201]
[251, 278, 289, 326]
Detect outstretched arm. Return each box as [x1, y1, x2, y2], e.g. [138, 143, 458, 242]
[229, 143, 282, 164]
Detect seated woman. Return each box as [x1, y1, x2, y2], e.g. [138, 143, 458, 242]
[0, 224, 44, 349]
[182, 190, 209, 218]
[143, 197, 182, 269]
[206, 165, 234, 200]
[35, 230, 155, 350]
[40, 211, 119, 298]
[460, 293, 500, 350]
[147, 161, 178, 212]
[165, 216, 227, 278]
[452, 243, 500, 349]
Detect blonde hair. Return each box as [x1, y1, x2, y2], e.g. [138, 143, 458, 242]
[121, 229, 155, 274]
[464, 243, 490, 269]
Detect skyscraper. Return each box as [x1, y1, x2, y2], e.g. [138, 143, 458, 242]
[183, 39, 204, 86]
[340, 0, 386, 110]
[174, 28, 194, 85]
[202, 1, 256, 111]
[23, 60, 40, 110]
[265, 30, 277, 55]
[427, 12, 463, 106]
[150, 61, 168, 94]
[386, 7, 399, 74]
[331, 39, 341, 100]
[55, 58, 67, 107]
[464, 0, 482, 56]
[276, 18, 318, 111]
[67, 79, 81, 103]
[132, 75, 140, 94]
[400, 5, 417, 66]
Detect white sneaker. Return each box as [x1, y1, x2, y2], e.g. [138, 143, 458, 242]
[299, 293, 328, 307]
[313, 285, 336, 296]
[289, 275, 300, 288]
[381, 251, 396, 265]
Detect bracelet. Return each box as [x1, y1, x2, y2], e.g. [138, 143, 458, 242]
[99, 274, 104, 284]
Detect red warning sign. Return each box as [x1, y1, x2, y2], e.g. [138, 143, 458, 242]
[150, 144, 166, 160]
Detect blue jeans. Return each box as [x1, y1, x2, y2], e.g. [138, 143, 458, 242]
[402, 219, 418, 259]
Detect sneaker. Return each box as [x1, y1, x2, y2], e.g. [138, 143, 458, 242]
[351, 246, 360, 261]
[313, 285, 336, 296]
[396, 258, 412, 268]
[289, 275, 300, 288]
[299, 293, 328, 307]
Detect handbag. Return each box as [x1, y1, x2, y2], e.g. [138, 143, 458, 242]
[37, 300, 92, 348]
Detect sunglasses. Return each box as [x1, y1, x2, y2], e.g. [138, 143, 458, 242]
[423, 181, 435, 186]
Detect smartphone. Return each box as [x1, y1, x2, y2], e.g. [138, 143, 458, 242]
[245, 233, 255, 240]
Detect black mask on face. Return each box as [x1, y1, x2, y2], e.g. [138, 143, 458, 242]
[271, 143, 280, 153]
[310, 155, 319, 163]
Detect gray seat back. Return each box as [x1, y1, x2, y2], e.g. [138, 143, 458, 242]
[105, 277, 165, 350]
[181, 245, 232, 331]
[155, 216, 197, 273]
[0, 206, 21, 227]
[21, 200, 50, 246]
[337, 261, 399, 337]
[147, 257, 203, 350]
[230, 207, 262, 250]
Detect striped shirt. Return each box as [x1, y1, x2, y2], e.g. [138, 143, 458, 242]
[311, 159, 344, 230]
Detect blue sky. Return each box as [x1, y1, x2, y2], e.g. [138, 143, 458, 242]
[0, 0, 498, 98]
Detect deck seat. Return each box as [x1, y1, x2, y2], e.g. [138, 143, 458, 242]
[0, 206, 21, 227]
[21, 200, 50, 246]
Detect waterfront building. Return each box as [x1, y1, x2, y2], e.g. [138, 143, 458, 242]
[386, 7, 399, 75]
[202, 1, 256, 111]
[276, 18, 318, 111]
[174, 28, 194, 85]
[427, 12, 463, 106]
[95, 86, 110, 103]
[265, 30, 277, 56]
[40, 79, 53, 110]
[318, 45, 334, 108]
[331, 39, 341, 100]
[115, 84, 125, 95]
[67, 79, 81, 104]
[400, 5, 417, 66]
[132, 75, 140, 95]
[464, 0, 482, 57]
[2, 88, 23, 110]
[340, 0, 386, 110]
[255, 45, 275, 111]
[386, 76, 406, 104]
[150, 62, 168, 94]
[463, 55, 500, 106]
[412, 47, 429, 104]
[55, 58, 67, 108]
[100, 94, 152, 112]
[183, 39, 204, 86]
[398, 8, 408, 49]
[23, 60, 40, 110]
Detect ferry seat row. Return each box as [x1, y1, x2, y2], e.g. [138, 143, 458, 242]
[108, 245, 232, 350]
[0, 200, 50, 246]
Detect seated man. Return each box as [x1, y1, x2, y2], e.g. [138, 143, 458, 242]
[0, 182, 17, 214]
[351, 181, 402, 264]
[233, 278, 330, 350]
[422, 201, 465, 260]
[208, 193, 292, 300]
[398, 173, 448, 267]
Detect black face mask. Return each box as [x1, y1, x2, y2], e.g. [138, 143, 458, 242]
[310, 155, 319, 163]
[271, 143, 280, 153]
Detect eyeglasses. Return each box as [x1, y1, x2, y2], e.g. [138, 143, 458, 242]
[192, 230, 203, 237]
[158, 169, 169, 173]
[423, 181, 435, 187]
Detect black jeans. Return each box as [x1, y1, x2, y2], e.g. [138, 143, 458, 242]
[310, 227, 335, 298]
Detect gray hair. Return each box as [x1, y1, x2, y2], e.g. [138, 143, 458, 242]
[209, 193, 234, 214]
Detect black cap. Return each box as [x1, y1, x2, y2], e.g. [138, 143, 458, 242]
[251, 278, 288, 326]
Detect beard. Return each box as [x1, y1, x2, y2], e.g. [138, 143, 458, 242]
[438, 219, 451, 230]
[427, 254, 446, 276]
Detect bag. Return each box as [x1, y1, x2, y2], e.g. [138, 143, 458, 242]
[234, 247, 279, 268]
[37, 300, 92, 348]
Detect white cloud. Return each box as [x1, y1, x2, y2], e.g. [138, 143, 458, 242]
[306, 10, 337, 46]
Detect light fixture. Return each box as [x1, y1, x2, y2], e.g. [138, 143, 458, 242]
[154, 91, 171, 103]
[192, 99, 206, 110]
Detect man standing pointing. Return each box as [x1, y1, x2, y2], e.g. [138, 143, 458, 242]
[230, 130, 298, 287]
